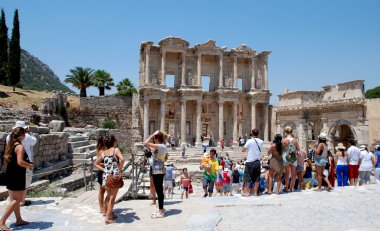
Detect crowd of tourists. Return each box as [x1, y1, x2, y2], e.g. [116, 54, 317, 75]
[1, 122, 380, 228]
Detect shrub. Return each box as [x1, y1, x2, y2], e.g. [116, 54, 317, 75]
[103, 119, 116, 129]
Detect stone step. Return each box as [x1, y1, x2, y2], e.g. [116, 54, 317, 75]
[68, 140, 90, 152]
[68, 136, 87, 142]
[73, 144, 96, 153]
[71, 150, 97, 160]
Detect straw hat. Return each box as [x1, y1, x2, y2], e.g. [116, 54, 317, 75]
[335, 143, 346, 151]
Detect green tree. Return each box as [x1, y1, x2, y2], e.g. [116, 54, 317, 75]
[365, 86, 380, 99]
[0, 9, 8, 84]
[7, 9, 20, 91]
[116, 78, 137, 96]
[93, 69, 114, 96]
[64, 67, 94, 97]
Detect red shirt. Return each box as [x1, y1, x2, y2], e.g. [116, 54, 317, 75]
[222, 171, 230, 184]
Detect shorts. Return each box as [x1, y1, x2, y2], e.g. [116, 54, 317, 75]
[25, 169, 33, 189]
[315, 156, 327, 167]
[296, 165, 303, 172]
[359, 171, 371, 183]
[223, 183, 231, 192]
[164, 180, 173, 189]
[348, 164, 359, 179]
[203, 178, 215, 193]
[215, 181, 223, 187]
[97, 170, 104, 185]
[181, 186, 189, 191]
[244, 160, 261, 183]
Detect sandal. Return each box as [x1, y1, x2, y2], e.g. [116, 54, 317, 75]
[151, 212, 164, 219]
[105, 219, 116, 225]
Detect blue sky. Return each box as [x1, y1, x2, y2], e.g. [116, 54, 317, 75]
[1, 0, 379, 105]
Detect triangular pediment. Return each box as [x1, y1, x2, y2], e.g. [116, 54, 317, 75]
[158, 37, 190, 48]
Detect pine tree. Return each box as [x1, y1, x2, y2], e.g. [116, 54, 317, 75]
[8, 9, 20, 91]
[0, 8, 8, 84]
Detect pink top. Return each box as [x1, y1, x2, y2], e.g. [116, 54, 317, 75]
[181, 176, 190, 187]
[222, 171, 231, 184]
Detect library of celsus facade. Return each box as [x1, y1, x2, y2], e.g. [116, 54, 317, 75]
[139, 37, 271, 146]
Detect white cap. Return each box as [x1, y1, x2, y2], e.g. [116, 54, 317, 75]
[13, 121, 29, 130]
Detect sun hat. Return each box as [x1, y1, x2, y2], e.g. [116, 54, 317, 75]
[335, 143, 346, 151]
[12, 121, 29, 130]
[318, 132, 327, 140]
[360, 145, 367, 150]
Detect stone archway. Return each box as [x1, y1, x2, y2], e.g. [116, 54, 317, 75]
[328, 119, 357, 148]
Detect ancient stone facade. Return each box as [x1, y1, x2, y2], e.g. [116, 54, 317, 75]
[139, 37, 271, 146]
[274, 80, 369, 150]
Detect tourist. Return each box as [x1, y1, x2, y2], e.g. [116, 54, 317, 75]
[171, 163, 176, 196]
[220, 139, 225, 152]
[179, 168, 191, 199]
[164, 162, 174, 199]
[242, 129, 263, 196]
[313, 133, 333, 191]
[95, 136, 107, 215]
[282, 126, 299, 192]
[374, 145, 380, 184]
[214, 166, 223, 196]
[267, 134, 284, 195]
[144, 131, 167, 218]
[358, 145, 374, 185]
[94, 135, 125, 224]
[222, 168, 232, 196]
[148, 150, 157, 206]
[334, 143, 349, 187]
[347, 140, 361, 186]
[231, 167, 241, 195]
[302, 158, 313, 189]
[1, 127, 34, 230]
[229, 138, 234, 149]
[181, 141, 186, 158]
[296, 146, 307, 190]
[327, 149, 335, 187]
[6, 121, 37, 207]
[201, 149, 219, 197]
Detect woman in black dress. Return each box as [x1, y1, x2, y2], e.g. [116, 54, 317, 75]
[0, 127, 34, 230]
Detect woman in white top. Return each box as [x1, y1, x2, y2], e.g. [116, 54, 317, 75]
[334, 143, 349, 187]
[359, 145, 374, 185]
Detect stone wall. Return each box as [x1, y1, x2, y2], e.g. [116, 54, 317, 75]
[366, 98, 380, 145]
[0, 106, 42, 132]
[40, 92, 67, 115]
[79, 95, 134, 131]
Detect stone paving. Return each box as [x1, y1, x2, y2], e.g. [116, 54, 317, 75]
[1, 184, 379, 231]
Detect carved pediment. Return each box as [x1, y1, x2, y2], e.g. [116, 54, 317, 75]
[158, 37, 190, 48]
[231, 44, 256, 55]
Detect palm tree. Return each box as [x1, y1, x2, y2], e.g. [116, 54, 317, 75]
[64, 67, 94, 97]
[116, 78, 137, 96]
[93, 69, 114, 96]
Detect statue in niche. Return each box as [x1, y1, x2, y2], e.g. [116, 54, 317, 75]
[152, 74, 158, 85]
[188, 72, 193, 86]
[168, 103, 175, 119]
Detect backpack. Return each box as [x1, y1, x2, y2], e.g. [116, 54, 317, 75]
[285, 138, 297, 163]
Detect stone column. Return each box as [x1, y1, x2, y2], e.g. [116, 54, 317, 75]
[263, 103, 269, 142]
[264, 62, 268, 90]
[251, 102, 257, 129]
[218, 101, 224, 142]
[277, 123, 282, 135]
[160, 98, 166, 132]
[161, 51, 166, 85]
[195, 100, 202, 147]
[250, 58, 256, 90]
[298, 123, 307, 149]
[181, 52, 186, 87]
[145, 45, 150, 85]
[143, 99, 149, 140]
[219, 54, 223, 88]
[180, 99, 187, 145]
[233, 56, 238, 88]
[232, 101, 238, 146]
[197, 53, 201, 86]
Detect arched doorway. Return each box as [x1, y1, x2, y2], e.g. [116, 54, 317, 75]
[328, 120, 357, 148]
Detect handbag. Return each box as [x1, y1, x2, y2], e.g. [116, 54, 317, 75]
[189, 184, 193, 194]
[152, 159, 166, 175]
[105, 173, 124, 188]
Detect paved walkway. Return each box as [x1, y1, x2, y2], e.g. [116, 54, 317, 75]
[1, 184, 379, 231]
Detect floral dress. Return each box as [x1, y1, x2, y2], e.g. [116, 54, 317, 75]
[102, 148, 120, 187]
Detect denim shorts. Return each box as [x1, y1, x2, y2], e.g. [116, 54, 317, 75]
[296, 165, 303, 172]
[315, 156, 327, 167]
[222, 184, 231, 192]
[203, 178, 215, 193]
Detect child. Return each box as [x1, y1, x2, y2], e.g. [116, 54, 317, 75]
[214, 166, 223, 196]
[222, 168, 232, 196]
[179, 168, 191, 199]
[232, 167, 241, 195]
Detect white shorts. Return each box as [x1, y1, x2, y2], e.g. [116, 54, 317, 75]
[25, 169, 33, 189]
[164, 180, 173, 189]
